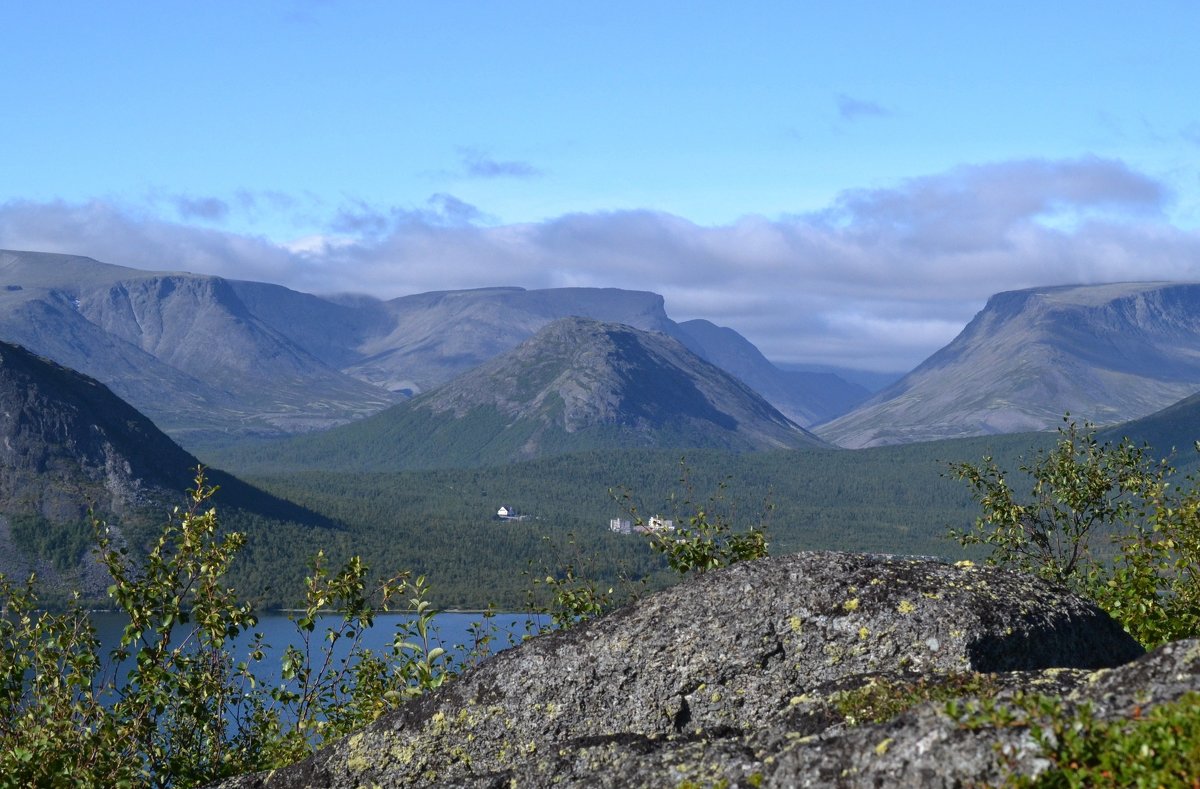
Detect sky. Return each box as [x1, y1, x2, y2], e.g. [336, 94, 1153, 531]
[2, 1, 1199, 372]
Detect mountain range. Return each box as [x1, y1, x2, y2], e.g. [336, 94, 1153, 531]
[217, 317, 826, 471]
[7, 247, 1200, 458]
[0, 250, 868, 448]
[12, 263, 1200, 607]
[818, 282, 1200, 447]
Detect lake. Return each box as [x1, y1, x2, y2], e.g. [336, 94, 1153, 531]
[88, 609, 542, 700]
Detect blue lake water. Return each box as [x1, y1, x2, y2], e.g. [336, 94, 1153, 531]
[87, 610, 542, 702]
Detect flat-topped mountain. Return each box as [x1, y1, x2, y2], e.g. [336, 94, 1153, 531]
[340, 286, 678, 395]
[0, 250, 862, 449]
[818, 282, 1200, 447]
[233, 318, 826, 471]
[0, 250, 396, 444]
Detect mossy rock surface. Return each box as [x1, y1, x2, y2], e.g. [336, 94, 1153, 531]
[213, 551, 1168, 788]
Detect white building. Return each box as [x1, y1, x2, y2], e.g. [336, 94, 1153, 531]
[609, 518, 632, 534]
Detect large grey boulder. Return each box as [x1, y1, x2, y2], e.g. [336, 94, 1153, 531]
[768, 637, 1200, 787]
[216, 551, 1151, 788]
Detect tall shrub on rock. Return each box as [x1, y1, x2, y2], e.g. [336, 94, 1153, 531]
[950, 417, 1200, 647]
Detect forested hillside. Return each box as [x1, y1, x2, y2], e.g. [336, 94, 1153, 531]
[217, 433, 1055, 609]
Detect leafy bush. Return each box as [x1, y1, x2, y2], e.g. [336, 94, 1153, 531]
[949, 417, 1200, 647]
[949, 691, 1200, 787]
[0, 469, 458, 787]
[524, 531, 645, 630]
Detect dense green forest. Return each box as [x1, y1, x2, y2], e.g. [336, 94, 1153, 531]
[203, 432, 1058, 609]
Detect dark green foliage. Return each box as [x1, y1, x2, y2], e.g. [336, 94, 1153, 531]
[206, 400, 804, 473]
[626, 462, 771, 575]
[9, 431, 1052, 611]
[1098, 389, 1200, 473]
[9, 513, 92, 571]
[218, 434, 1045, 608]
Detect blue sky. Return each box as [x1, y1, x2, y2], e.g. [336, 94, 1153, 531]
[2, 1, 1199, 371]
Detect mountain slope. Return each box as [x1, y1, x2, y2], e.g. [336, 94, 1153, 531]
[1096, 390, 1200, 465]
[0, 340, 332, 601]
[345, 286, 680, 395]
[672, 319, 870, 423]
[818, 282, 1200, 448]
[229, 318, 827, 471]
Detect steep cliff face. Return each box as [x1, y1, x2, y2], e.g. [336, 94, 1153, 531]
[0, 340, 197, 510]
[0, 340, 202, 596]
[212, 551, 1181, 788]
[819, 282, 1200, 447]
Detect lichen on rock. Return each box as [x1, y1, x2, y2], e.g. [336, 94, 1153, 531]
[211, 551, 1179, 788]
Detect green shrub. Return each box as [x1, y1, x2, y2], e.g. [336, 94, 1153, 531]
[949, 417, 1200, 647]
[949, 691, 1200, 787]
[626, 460, 771, 576]
[524, 531, 644, 630]
[0, 469, 455, 788]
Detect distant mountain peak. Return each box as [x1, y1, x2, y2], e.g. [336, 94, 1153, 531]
[416, 316, 815, 444]
[0, 249, 864, 450]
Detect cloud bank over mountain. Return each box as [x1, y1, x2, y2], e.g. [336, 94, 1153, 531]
[3, 157, 1197, 372]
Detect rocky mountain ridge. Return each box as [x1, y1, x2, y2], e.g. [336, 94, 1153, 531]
[818, 281, 1200, 447]
[0, 339, 327, 599]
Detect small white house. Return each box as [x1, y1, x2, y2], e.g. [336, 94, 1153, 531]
[497, 506, 512, 518]
[609, 518, 632, 534]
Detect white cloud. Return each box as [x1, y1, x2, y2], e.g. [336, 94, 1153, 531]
[2, 157, 1197, 372]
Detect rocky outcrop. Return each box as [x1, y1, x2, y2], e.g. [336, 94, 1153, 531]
[209, 551, 1186, 788]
